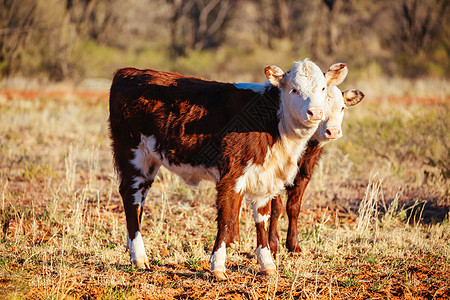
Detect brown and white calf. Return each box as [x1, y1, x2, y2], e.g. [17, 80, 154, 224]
[108, 59, 348, 280]
[268, 75, 365, 254]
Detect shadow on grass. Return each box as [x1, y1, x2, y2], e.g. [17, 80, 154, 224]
[405, 201, 449, 225]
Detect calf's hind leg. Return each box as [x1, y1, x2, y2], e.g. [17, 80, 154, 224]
[117, 150, 160, 269]
[268, 195, 283, 254]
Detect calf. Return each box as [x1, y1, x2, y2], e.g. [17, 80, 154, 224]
[108, 59, 348, 280]
[268, 77, 365, 254]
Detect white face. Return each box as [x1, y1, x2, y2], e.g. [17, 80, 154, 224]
[281, 60, 328, 125]
[313, 88, 365, 143]
[314, 86, 345, 143]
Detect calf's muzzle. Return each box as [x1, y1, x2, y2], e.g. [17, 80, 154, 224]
[306, 108, 324, 122]
[325, 127, 341, 140]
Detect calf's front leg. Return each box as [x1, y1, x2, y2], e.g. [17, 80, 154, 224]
[286, 144, 323, 253]
[210, 179, 243, 280]
[285, 178, 309, 253]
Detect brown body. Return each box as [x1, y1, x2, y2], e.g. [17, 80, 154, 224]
[109, 67, 284, 273]
[109, 60, 345, 279]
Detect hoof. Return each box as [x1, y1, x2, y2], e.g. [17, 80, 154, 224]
[212, 270, 228, 281]
[134, 258, 150, 269]
[287, 243, 302, 253]
[261, 268, 277, 276]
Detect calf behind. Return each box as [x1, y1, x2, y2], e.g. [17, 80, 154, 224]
[268, 76, 365, 254]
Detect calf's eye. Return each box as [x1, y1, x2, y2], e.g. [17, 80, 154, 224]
[341, 107, 345, 111]
[291, 88, 298, 94]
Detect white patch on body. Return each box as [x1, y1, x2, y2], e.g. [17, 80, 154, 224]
[233, 83, 266, 94]
[131, 176, 151, 205]
[256, 246, 276, 271]
[164, 162, 219, 187]
[210, 241, 227, 272]
[234, 133, 312, 205]
[127, 231, 148, 266]
[252, 209, 270, 231]
[132, 189, 144, 205]
[130, 136, 159, 179]
[131, 134, 219, 187]
[131, 176, 146, 189]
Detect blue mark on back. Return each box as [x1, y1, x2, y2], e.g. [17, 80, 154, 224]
[233, 83, 266, 94]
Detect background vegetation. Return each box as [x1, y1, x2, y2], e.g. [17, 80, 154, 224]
[0, 0, 449, 299]
[0, 0, 449, 82]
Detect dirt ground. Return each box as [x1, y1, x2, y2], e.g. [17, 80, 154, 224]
[0, 89, 449, 299]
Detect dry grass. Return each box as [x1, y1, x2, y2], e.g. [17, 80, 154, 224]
[0, 90, 449, 299]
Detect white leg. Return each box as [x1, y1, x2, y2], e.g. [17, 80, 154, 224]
[256, 245, 276, 273]
[210, 241, 227, 272]
[127, 230, 149, 268]
[252, 200, 276, 274]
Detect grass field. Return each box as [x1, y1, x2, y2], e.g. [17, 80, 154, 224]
[0, 87, 449, 299]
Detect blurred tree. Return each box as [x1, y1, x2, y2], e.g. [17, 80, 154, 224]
[65, 0, 124, 45]
[0, 0, 38, 75]
[395, 0, 448, 56]
[167, 0, 236, 58]
[0, 0, 78, 80]
[274, 0, 291, 39]
[0, 0, 448, 80]
[307, 0, 389, 68]
[254, 0, 296, 48]
[378, 0, 449, 76]
[190, 0, 235, 49]
[323, 0, 335, 10]
[167, 0, 195, 59]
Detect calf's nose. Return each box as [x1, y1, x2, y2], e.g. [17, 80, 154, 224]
[325, 127, 341, 139]
[307, 108, 323, 121]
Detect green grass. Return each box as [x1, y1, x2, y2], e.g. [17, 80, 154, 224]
[75, 40, 317, 83]
[103, 285, 134, 300]
[329, 101, 449, 189]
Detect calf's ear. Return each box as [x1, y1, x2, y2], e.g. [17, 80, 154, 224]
[343, 89, 365, 107]
[264, 65, 285, 87]
[325, 63, 348, 86]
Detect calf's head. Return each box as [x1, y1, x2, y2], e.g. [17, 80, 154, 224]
[314, 65, 365, 142]
[265, 60, 349, 128]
